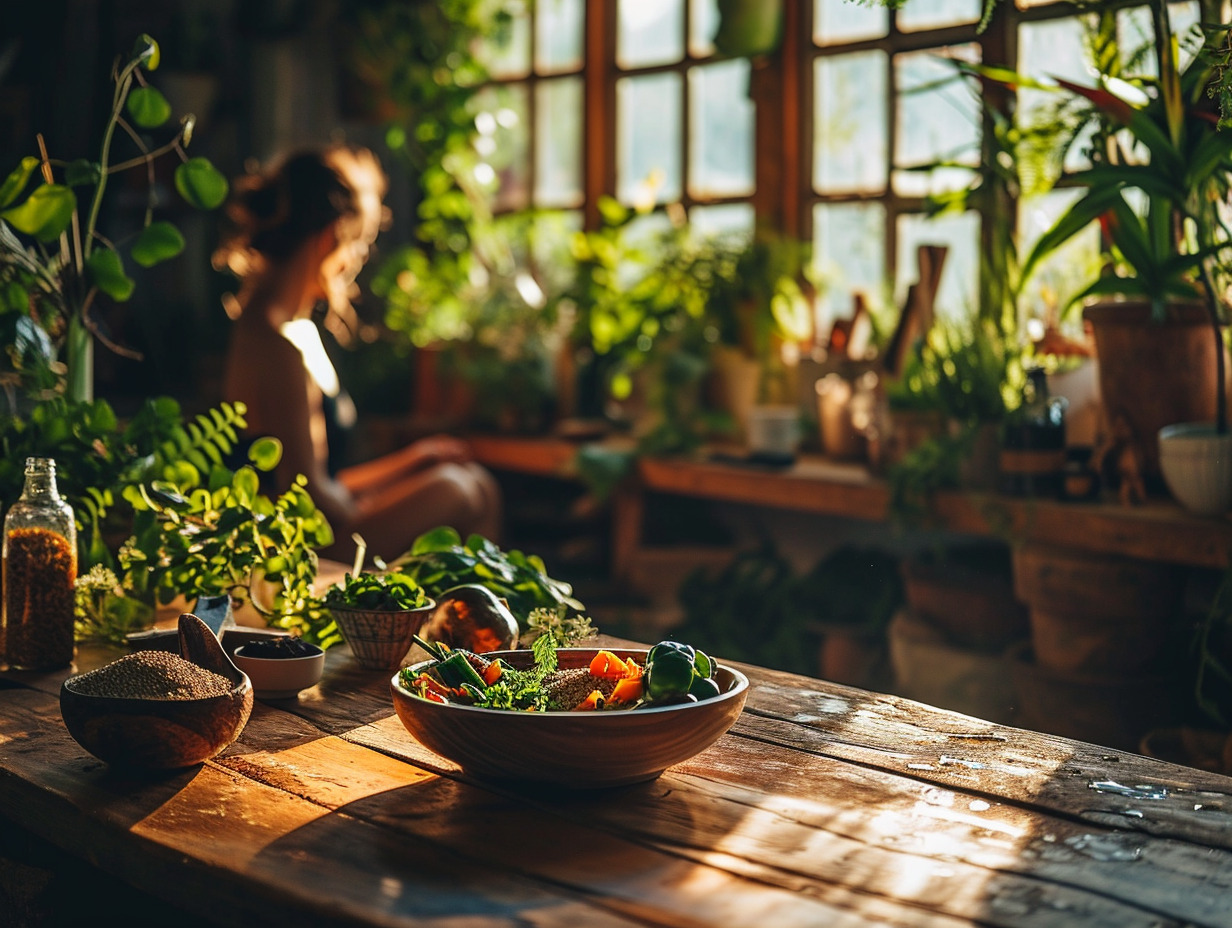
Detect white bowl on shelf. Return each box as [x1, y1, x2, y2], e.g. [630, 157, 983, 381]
[1158, 422, 1232, 516]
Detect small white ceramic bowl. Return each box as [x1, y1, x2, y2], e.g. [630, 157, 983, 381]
[1158, 422, 1232, 516]
[232, 641, 326, 699]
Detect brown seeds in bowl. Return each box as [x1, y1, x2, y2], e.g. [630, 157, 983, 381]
[543, 668, 618, 710]
[69, 650, 233, 700]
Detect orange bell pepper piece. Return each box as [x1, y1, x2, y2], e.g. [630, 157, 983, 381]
[481, 660, 504, 686]
[609, 676, 643, 705]
[574, 689, 606, 711]
[589, 650, 630, 678]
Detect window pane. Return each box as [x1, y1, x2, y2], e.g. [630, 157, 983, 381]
[897, 0, 981, 32]
[691, 203, 755, 237]
[893, 46, 980, 197]
[690, 0, 719, 57]
[484, 10, 531, 78]
[1017, 17, 1093, 177]
[814, 0, 886, 45]
[618, 0, 684, 68]
[814, 51, 887, 193]
[814, 202, 886, 334]
[618, 73, 683, 205]
[1119, 2, 1202, 75]
[896, 211, 980, 324]
[536, 0, 585, 73]
[689, 60, 754, 198]
[535, 77, 583, 206]
[476, 84, 530, 212]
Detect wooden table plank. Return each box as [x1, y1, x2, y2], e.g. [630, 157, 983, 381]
[0, 689, 645, 928]
[6, 641, 1232, 928]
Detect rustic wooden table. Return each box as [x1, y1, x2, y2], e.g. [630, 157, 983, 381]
[3, 637, 1232, 928]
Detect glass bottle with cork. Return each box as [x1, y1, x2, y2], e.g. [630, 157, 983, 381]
[1, 457, 77, 670]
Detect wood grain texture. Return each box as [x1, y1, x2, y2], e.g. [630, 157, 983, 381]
[4, 640, 1232, 927]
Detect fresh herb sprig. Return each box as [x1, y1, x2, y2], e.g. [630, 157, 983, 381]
[524, 605, 597, 647]
[470, 631, 559, 710]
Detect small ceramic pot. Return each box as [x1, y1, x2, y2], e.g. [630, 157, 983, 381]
[331, 601, 436, 671]
[233, 641, 325, 699]
[747, 404, 800, 458]
[1158, 422, 1232, 516]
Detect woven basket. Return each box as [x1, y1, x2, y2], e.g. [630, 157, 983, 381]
[330, 602, 435, 671]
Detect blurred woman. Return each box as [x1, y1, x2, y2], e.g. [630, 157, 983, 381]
[216, 146, 501, 561]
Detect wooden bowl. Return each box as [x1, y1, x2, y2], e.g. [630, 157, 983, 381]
[60, 614, 253, 769]
[390, 647, 749, 788]
[331, 601, 435, 671]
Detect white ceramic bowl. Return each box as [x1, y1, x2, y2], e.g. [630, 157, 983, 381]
[1158, 423, 1232, 516]
[232, 642, 325, 699]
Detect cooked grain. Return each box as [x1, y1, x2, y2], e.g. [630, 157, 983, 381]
[544, 668, 617, 710]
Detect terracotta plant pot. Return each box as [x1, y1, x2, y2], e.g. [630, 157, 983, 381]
[1008, 642, 1184, 751]
[1012, 543, 1185, 675]
[901, 544, 1028, 652]
[1084, 300, 1227, 483]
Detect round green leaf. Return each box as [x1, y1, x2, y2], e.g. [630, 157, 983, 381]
[175, 158, 229, 210]
[65, 159, 102, 188]
[249, 437, 283, 471]
[0, 156, 39, 211]
[132, 34, 160, 71]
[1, 183, 76, 241]
[131, 220, 185, 267]
[232, 466, 260, 503]
[85, 248, 136, 302]
[126, 86, 172, 128]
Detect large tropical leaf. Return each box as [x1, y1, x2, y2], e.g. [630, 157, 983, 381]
[1020, 184, 1125, 282]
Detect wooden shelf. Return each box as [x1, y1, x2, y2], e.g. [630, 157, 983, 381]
[468, 435, 1232, 570]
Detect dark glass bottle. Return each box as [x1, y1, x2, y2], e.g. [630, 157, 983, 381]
[1, 457, 77, 670]
[1000, 368, 1067, 498]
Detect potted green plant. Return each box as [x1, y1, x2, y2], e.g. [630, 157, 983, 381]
[705, 228, 813, 441]
[0, 34, 228, 405]
[118, 437, 339, 647]
[389, 526, 585, 629]
[1013, 5, 1232, 490]
[320, 568, 434, 670]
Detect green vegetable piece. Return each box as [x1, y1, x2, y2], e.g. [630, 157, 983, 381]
[645, 645, 697, 700]
[688, 675, 722, 701]
[693, 650, 714, 679]
[647, 640, 695, 665]
[432, 651, 487, 690]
